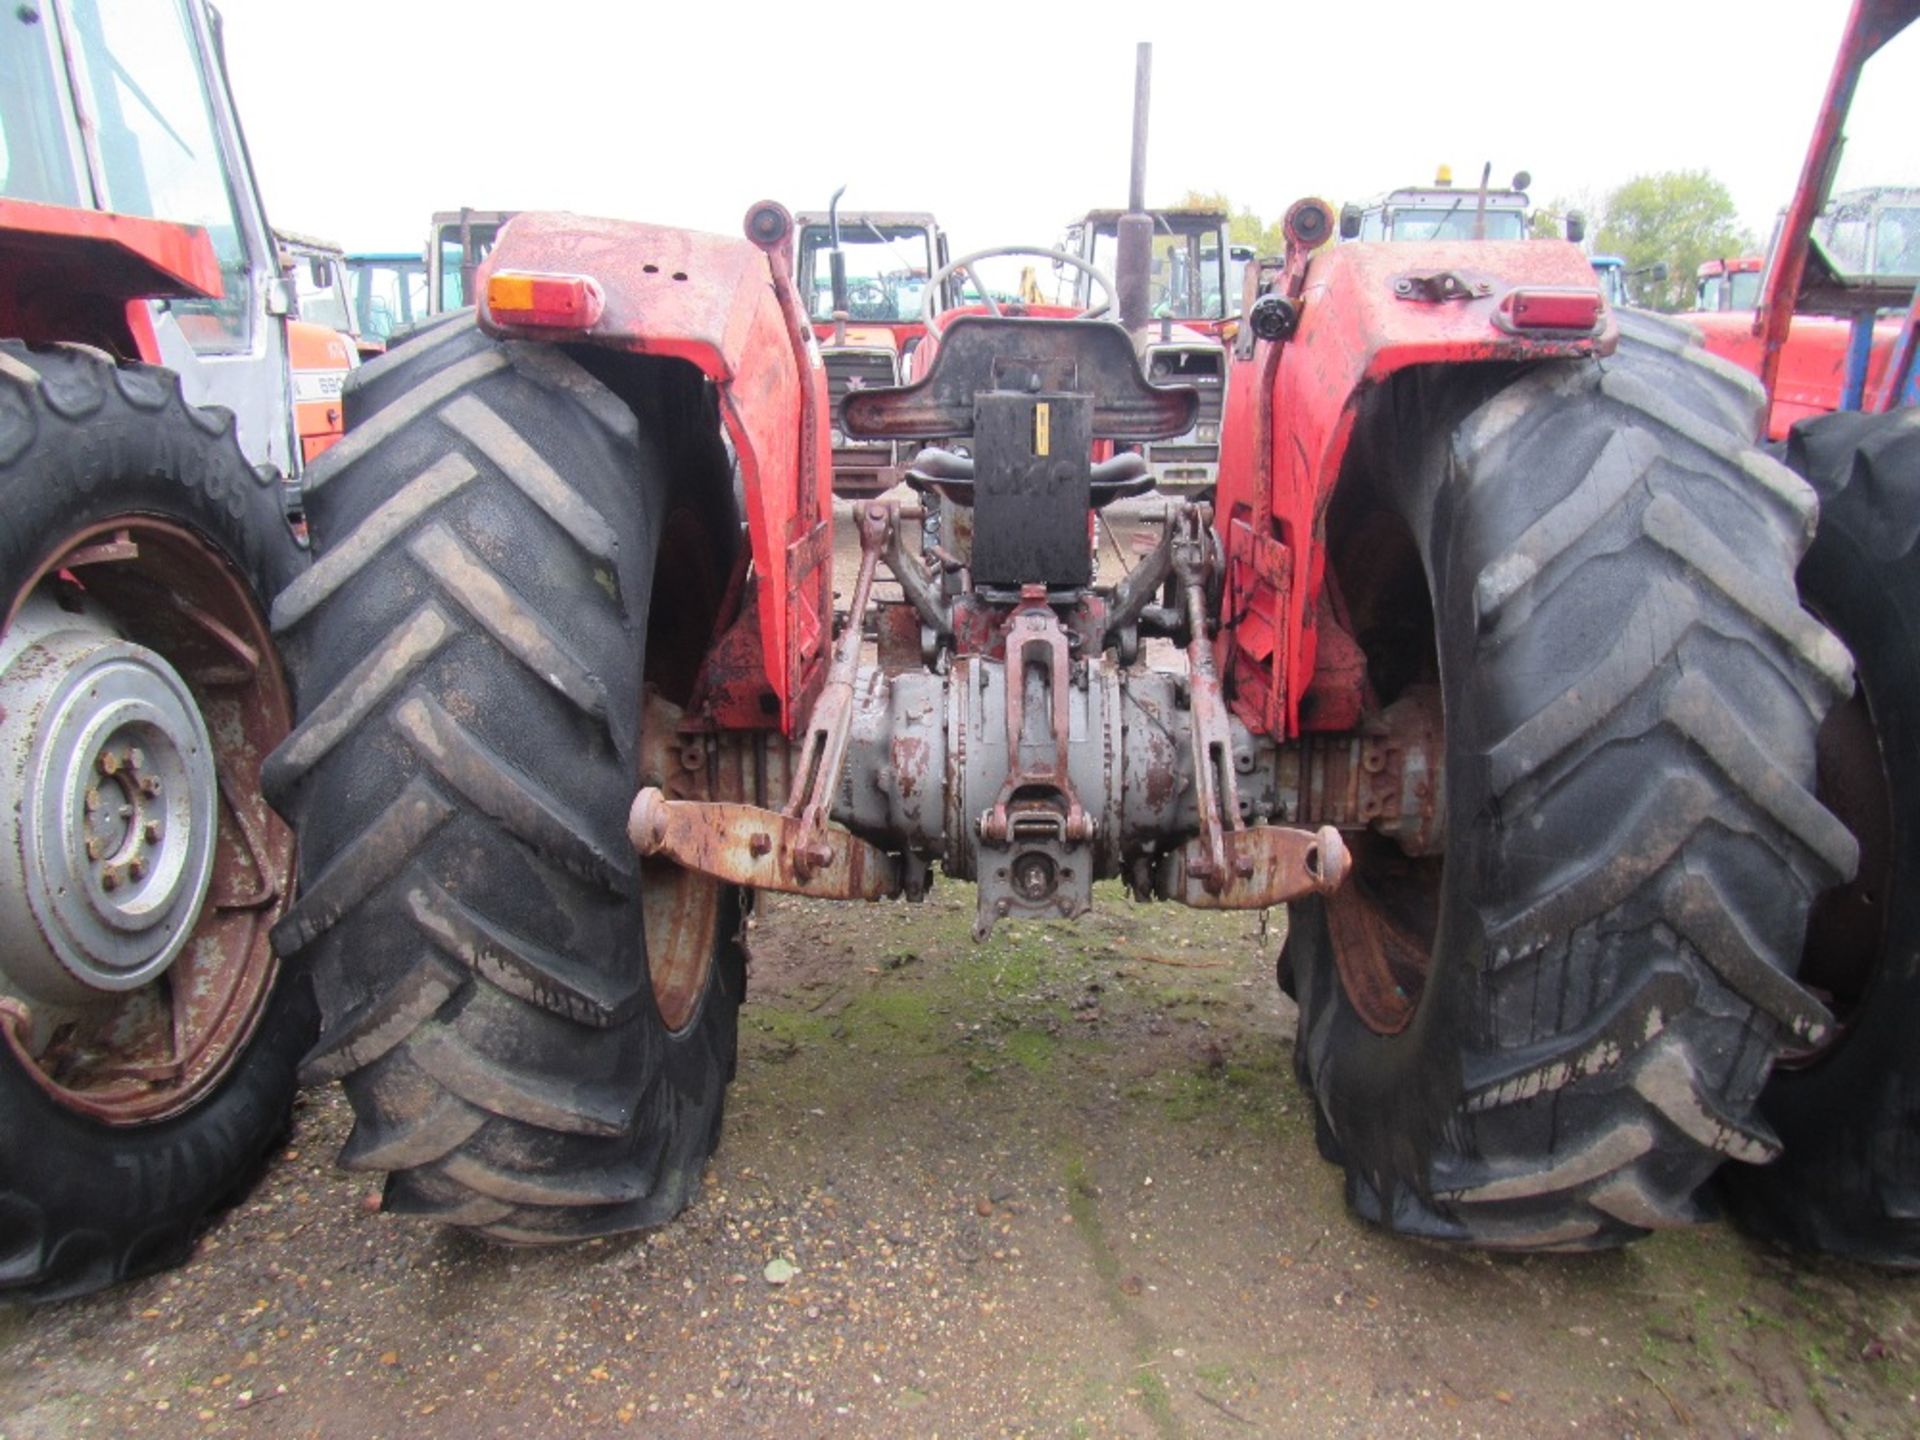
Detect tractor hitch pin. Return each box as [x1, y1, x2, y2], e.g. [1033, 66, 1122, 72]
[627, 502, 903, 902]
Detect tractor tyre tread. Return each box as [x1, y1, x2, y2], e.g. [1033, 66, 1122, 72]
[267, 314, 743, 1243]
[1287, 325, 1851, 1252]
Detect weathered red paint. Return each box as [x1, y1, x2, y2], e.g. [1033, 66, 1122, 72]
[1213, 239, 1613, 741]
[1687, 308, 1906, 439]
[474, 209, 833, 734]
[0, 199, 222, 357]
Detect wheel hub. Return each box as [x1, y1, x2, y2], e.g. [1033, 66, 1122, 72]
[0, 594, 217, 1004]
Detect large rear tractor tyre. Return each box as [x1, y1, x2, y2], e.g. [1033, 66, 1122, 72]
[0, 342, 310, 1303]
[1284, 315, 1857, 1251]
[1719, 408, 1920, 1266]
[265, 316, 746, 1242]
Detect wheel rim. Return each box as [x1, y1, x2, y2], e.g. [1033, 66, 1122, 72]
[1326, 852, 1435, 1035]
[0, 521, 295, 1123]
[1323, 507, 1441, 1036]
[1787, 679, 1894, 1064]
[639, 506, 729, 1034]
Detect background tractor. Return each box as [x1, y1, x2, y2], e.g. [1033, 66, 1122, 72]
[275, 229, 364, 458]
[1059, 206, 1234, 494]
[1335, 164, 1557, 243]
[0, 0, 313, 1302]
[1686, 185, 1918, 437]
[262, 42, 1856, 1264]
[795, 199, 952, 499]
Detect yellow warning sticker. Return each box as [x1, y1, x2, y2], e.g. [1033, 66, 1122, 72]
[1034, 402, 1051, 457]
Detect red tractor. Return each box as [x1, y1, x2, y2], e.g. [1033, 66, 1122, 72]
[1, 0, 312, 1300]
[255, 39, 1866, 1268]
[795, 199, 953, 498]
[1685, 190, 1916, 438]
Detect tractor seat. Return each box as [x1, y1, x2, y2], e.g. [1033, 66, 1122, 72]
[905, 446, 1154, 509]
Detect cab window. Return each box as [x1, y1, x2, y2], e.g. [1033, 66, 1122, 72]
[68, 0, 253, 353]
[0, 4, 85, 206]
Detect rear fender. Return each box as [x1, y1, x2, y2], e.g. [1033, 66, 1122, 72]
[1215, 239, 1616, 741]
[0, 198, 222, 359]
[476, 208, 833, 734]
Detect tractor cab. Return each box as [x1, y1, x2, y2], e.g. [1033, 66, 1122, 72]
[1338, 166, 1535, 243]
[343, 251, 432, 344]
[1060, 207, 1234, 493]
[794, 205, 951, 497]
[1695, 255, 1765, 311]
[0, 0, 303, 476]
[427, 208, 517, 314]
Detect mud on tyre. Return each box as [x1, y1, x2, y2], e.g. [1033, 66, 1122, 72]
[1284, 311, 1857, 1251]
[265, 315, 746, 1241]
[0, 342, 310, 1302]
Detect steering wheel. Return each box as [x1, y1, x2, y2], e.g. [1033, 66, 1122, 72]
[846, 278, 892, 321]
[920, 244, 1119, 340]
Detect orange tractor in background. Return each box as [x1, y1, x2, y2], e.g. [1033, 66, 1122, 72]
[276, 230, 365, 460]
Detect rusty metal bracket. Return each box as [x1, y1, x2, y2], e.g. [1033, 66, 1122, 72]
[1155, 823, 1350, 909]
[979, 588, 1094, 848]
[784, 501, 891, 879]
[628, 791, 898, 901]
[1393, 271, 1493, 303]
[1172, 505, 1243, 892]
[627, 505, 907, 903]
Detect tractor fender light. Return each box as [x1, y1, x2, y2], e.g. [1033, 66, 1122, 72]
[1494, 287, 1602, 333]
[485, 271, 605, 330]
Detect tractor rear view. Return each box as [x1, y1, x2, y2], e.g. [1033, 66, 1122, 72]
[1, 0, 312, 1301]
[255, 39, 1862, 1264]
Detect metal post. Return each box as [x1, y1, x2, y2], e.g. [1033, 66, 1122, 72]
[1117, 42, 1153, 331]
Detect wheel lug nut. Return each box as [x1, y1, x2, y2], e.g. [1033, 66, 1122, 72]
[127, 856, 147, 881]
[85, 786, 100, 813]
[139, 776, 161, 796]
[127, 747, 146, 772]
[97, 750, 122, 776]
[85, 837, 105, 861]
[144, 820, 163, 843]
[100, 867, 120, 891]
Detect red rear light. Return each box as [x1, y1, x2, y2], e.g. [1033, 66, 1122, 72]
[1496, 287, 1603, 332]
[485, 271, 605, 330]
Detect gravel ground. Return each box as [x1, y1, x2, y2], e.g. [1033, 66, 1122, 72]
[4, 887, 1919, 1439]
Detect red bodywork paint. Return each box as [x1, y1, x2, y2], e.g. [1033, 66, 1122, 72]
[1212, 239, 1613, 741]
[1687, 308, 1906, 440]
[475, 210, 833, 735]
[0, 198, 221, 360]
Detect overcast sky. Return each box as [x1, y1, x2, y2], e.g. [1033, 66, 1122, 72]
[215, 0, 1915, 256]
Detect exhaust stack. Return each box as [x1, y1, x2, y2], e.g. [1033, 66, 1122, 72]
[1116, 43, 1153, 331]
